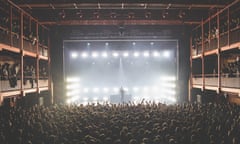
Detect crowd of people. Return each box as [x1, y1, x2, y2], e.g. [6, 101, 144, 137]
[0, 62, 20, 87]
[0, 101, 240, 144]
[222, 58, 240, 77]
[0, 62, 48, 88]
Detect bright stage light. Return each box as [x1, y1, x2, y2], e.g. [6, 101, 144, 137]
[87, 42, 91, 46]
[92, 52, 99, 58]
[66, 96, 79, 104]
[143, 52, 149, 57]
[133, 52, 140, 57]
[123, 52, 129, 57]
[153, 51, 160, 57]
[66, 77, 80, 83]
[152, 86, 159, 92]
[132, 42, 136, 45]
[103, 96, 108, 101]
[83, 97, 89, 101]
[83, 88, 89, 93]
[71, 52, 78, 58]
[163, 89, 176, 95]
[113, 87, 119, 92]
[101, 52, 108, 58]
[162, 83, 176, 88]
[105, 42, 109, 46]
[93, 88, 100, 93]
[81, 52, 89, 58]
[123, 87, 129, 92]
[163, 51, 170, 58]
[150, 42, 154, 45]
[160, 76, 176, 81]
[143, 86, 149, 92]
[167, 96, 177, 103]
[66, 89, 80, 97]
[66, 83, 80, 89]
[133, 87, 139, 92]
[112, 52, 119, 57]
[103, 87, 109, 93]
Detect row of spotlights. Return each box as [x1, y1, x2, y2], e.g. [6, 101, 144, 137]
[66, 86, 175, 93]
[71, 51, 170, 59]
[86, 42, 154, 46]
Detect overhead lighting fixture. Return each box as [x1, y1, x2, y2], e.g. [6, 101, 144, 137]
[113, 52, 119, 57]
[132, 42, 136, 46]
[103, 87, 109, 93]
[133, 52, 140, 57]
[143, 51, 149, 57]
[81, 52, 88, 58]
[87, 42, 91, 46]
[93, 88, 100, 93]
[163, 51, 170, 58]
[92, 52, 99, 58]
[153, 51, 160, 57]
[105, 42, 109, 46]
[71, 52, 78, 58]
[102, 52, 108, 58]
[83, 88, 89, 93]
[123, 52, 129, 57]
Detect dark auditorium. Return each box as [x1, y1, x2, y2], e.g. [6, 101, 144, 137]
[0, 0, 240, 143]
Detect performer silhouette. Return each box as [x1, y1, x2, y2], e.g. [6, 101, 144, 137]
[120, 86, 124, 103]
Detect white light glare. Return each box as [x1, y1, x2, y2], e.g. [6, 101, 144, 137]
[103, 88, 109, 93]
[71, 52, 78, 58]
[163, 89, 176, 95]
[123, 87, 129, 92]
[66, 77, 80, 83]
[132, 42, 136, 45]
[163, 51, 170, 58]
[81, 52, 88, 58]
[103, 96, 108, 101]
[93, 88, 100, 93]
[66, 83, 80, 89]
[143, 86, 149, 92]
[105, 42, 109, 46]
[133, 52, 140, 57]
[66, 90, 80, 97]
[167, 97, 177, 103]
[102, 52, 108, 58]
[143, 51, 149, 57]
[163, 83, 176, 88]
[113, 87, 119, 92]
[153, 51, 160, 57]
[133, 87, 139, 92]
[83, 97, 89, 101]
[83, 88, 89, 93]
[160, 76, 176, 81]
[123, 52, 129, 57]
[113, 52, 119, 57]
[92, 52, 99, 58]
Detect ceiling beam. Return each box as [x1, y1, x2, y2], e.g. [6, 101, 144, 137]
[40, 19, 200, 26]
[18, 3, 225, 10]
